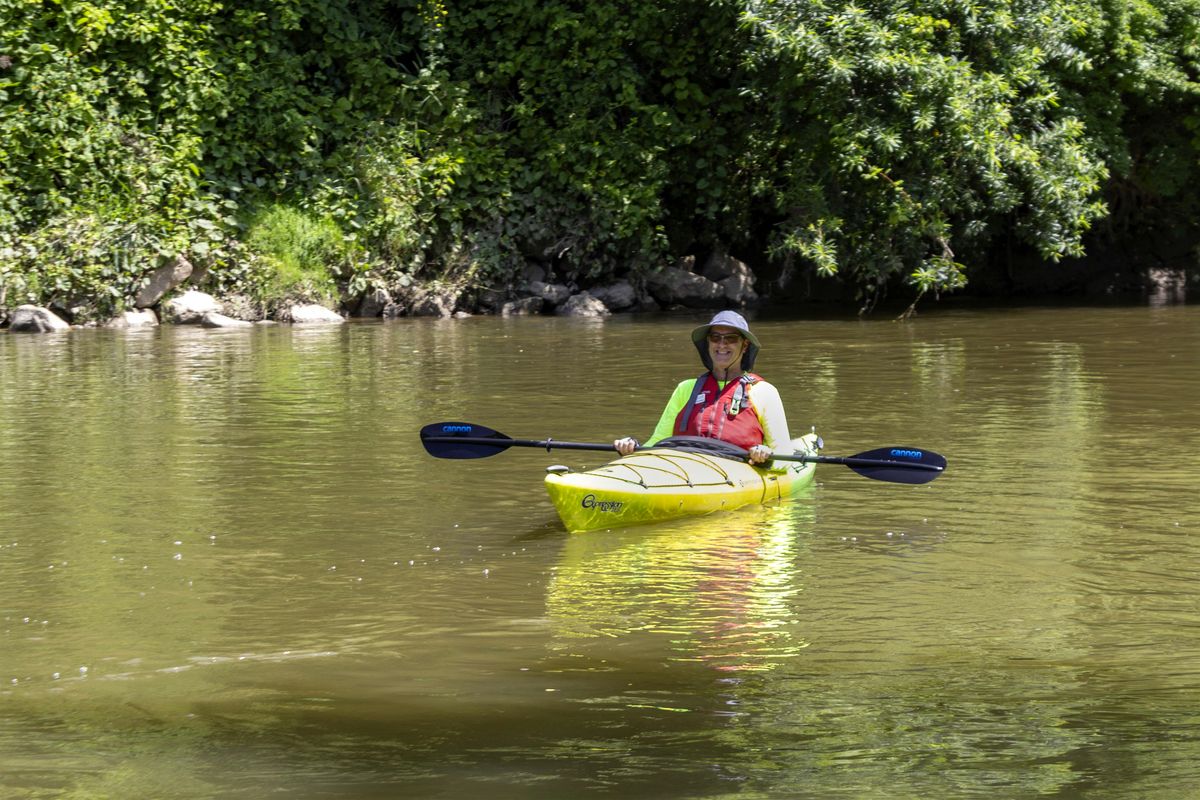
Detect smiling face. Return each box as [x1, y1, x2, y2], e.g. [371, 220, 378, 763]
[706, 325, 747, 378]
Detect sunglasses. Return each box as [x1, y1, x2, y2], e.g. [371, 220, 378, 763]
[707, 332, 744, 345]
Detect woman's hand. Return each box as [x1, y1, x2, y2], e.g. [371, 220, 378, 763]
[747, 444, 773, 465]
[614, 437, 639, 456]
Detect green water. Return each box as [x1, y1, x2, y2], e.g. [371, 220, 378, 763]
[1, 305, 1198, 799]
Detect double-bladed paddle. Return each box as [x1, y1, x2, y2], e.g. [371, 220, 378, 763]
[420, 421, 946, 485]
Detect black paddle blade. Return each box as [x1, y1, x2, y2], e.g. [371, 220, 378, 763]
[847, 446, 947, 485]
[419, 421, 513, 459]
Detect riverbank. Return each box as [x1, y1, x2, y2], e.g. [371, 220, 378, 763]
[0, 252, 766, 332]
[2, 242, 1196, 333]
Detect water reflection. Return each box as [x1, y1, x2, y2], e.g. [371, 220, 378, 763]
[547, 502, 816, 674]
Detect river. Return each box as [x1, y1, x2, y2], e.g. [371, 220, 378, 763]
[1, 302, 1198, 799]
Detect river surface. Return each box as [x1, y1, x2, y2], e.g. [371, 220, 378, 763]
[1, 303, 1198, 799]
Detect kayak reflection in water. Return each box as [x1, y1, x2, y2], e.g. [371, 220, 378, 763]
[614, 311, 792, 466]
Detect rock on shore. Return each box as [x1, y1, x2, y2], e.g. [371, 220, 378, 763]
[104, 310, 159, 329]
[2, 250, 766, 333]
[134, 256, 196, 308]
[201, 312, 253, 328]
[163, 290, 223, 324]
[284, 304, 345, 324]
[9, 305, 70, 333]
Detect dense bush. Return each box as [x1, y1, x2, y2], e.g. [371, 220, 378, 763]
[1059, 0, 1200, 237]
[0, 0, 455, 317]
[0, 0, 1197, 317]
[741, 0, 1112, 306]
[437, 0, 755, 279]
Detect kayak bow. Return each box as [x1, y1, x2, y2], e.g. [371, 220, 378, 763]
[543, 433, 822, 532]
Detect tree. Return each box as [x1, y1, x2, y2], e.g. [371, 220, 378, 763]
[1058, 0, 1200, 240]
[739, 0, 1110, 309]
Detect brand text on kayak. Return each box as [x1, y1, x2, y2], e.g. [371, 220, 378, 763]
[581, 494, 624, 513]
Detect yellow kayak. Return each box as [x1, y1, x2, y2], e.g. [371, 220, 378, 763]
[544, 433, 821, 532]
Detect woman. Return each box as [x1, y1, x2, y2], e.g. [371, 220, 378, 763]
[614, 311, 792, 465]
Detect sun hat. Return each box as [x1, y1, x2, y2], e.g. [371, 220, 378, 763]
[690, 310, 760, 371]
[690, 310, 760, 348]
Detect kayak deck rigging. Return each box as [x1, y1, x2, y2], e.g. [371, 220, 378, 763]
[595, 451, 741, 489]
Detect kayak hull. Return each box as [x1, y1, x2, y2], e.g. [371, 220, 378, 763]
[544, 433, 820, 532]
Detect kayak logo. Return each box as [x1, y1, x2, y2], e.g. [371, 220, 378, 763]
[581, 494, 623, 513]
[442, 425, 473, 433]
[890, 449, 923, 459]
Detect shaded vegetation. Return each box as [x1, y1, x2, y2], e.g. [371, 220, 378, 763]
[1, 0, 1197, 317]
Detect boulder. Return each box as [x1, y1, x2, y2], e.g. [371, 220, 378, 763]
[402, 285, 459, 317]
[589, 281, 637, 311]
[135, 256, 194, 308]
[556, 292, 610, 317]
[700, 253, 752, 282]
[218, 294, 262, 322]
[718, 273, 759, 306]
[9, 305, 70, 333]
[700, 253, 759, 305]
[201, 312, 253, 328]
[354, 288, 392, 318]
[501, 297, 545, 316]
[379, 283, 463, 316]
[527, 280, 571, 306]
[162, 290, 222, 324]
[476, 286, 510, 312]
[103, 309, 159, 329]
[285, 304, 345, 324]
[645, 267, 724, 308]
[49, 300, 88, 323]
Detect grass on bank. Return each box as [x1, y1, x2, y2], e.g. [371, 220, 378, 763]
[243, 205, 357, 306]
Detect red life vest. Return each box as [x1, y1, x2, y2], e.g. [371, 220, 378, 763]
[673, 373, 765, 450]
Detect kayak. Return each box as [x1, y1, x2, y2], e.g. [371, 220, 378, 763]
[543, 433, 821, 532]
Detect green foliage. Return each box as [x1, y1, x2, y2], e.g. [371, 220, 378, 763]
[1054, 0, 1200, 233]
[0, 0, 1197, 315]
[437, 1, 690, 279]
[740, 0, 1110, 301]
[0, 0, 433, 313]
[243, 205, 352, 302]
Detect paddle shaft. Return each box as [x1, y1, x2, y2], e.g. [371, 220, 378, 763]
[421, 435, 942, 472]
[421, 435, 617, 453]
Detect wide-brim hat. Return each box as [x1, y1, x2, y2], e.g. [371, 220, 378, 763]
[690, 310, 761, 371]
[690, 310, 761, 349]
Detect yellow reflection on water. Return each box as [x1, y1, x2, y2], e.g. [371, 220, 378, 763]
[546, 498, 817, 673]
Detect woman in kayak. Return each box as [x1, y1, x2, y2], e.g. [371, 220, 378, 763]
[614, 310, 791, 465]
